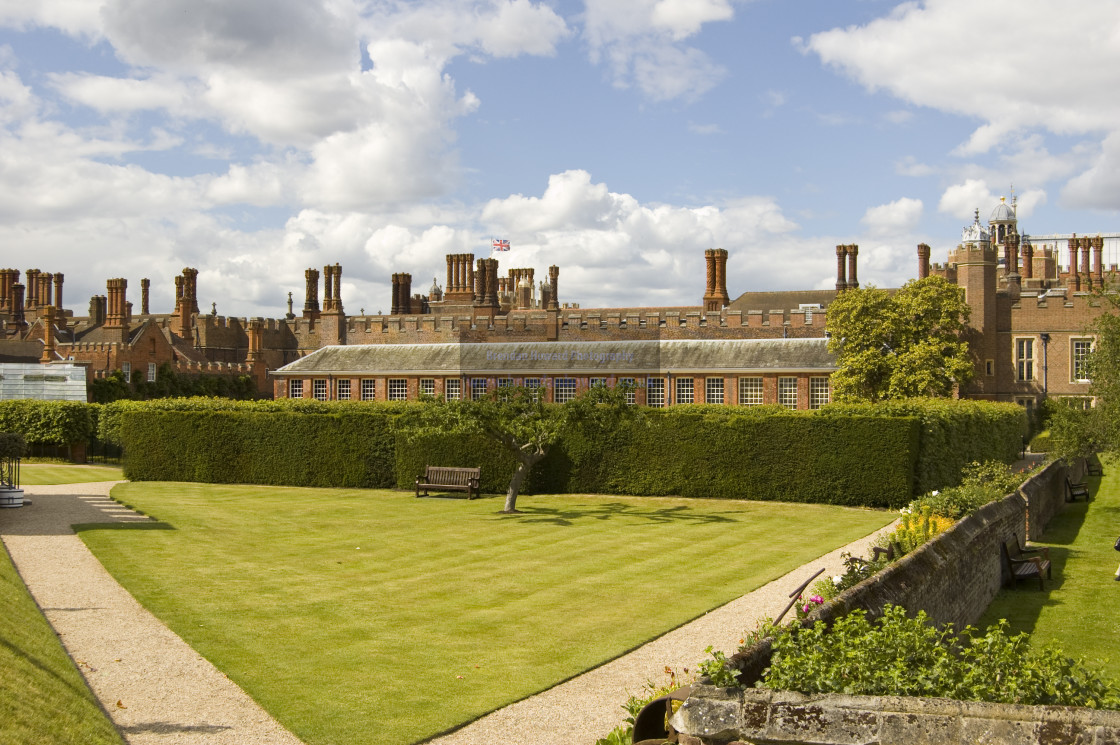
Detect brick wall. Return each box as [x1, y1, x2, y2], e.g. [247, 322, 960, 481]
[677, 464, 1089, 744]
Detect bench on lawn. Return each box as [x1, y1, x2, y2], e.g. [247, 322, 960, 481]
[1000, 535, 1051, 591]
[1066, 477, 1090, 502]
[415, 466, 481, 500]
[1087, 457, 1104, 477]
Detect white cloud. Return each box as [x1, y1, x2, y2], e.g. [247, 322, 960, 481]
[861, 197, 923, 237]
[0, 0, 105, 38]
[582, 0, 733, 101]
[1061, 131, 1120, 212]
[805, 0, 1120, 149]
[938, 179, 1046, 222]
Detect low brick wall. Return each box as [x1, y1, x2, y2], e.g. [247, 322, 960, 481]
[679, 458, 1098, 744]
[1021, 459, 1073, 540]
[670, 687, 1120, 745]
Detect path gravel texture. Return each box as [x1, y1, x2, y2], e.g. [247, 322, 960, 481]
[2, 483, 305, 745]
[2, 482, 895, 745]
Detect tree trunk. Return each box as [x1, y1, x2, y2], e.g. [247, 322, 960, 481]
[502, 454, 540, 513]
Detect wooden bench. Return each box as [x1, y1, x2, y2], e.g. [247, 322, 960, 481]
[416, 466, 481, 500]
[1087, 457, 1104, 477]
[1066, 477, 1090, 502]
[1001, 536, 1051, 591]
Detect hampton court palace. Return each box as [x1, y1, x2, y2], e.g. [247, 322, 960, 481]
[0, 195, 1117, 414]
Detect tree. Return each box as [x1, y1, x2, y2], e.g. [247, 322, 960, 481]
[826, 277, 973, 403]
[1050, 308, 1120, 459]
[415, 382, 637, 513]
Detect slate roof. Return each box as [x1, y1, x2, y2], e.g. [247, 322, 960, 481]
[274, 338, 836, 376]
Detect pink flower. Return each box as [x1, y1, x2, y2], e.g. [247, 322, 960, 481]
[809, 595, 824, 604]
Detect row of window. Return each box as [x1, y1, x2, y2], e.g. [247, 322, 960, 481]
[120, 362, 158, 382]
[1014, 338, 1093, 383]
[288, 376, 832, 409]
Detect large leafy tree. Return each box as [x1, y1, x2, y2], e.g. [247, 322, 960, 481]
[826, 277, 973, 403]
[416, 382, 637, 513]
[1050, 308, 1120, 459]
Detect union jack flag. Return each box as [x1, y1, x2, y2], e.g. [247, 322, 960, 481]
[492, 238, 510, 251]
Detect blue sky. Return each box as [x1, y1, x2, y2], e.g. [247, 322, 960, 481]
[1, 0, 1118, 318]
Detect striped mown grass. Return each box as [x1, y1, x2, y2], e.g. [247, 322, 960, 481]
[81, 483, 892, 745]
[19, 463, 124, 485]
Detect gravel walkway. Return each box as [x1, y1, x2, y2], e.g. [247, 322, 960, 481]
[2, 482, 895, 745]
[2, 483, 304, 745]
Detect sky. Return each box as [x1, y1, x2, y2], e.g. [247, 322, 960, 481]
[1, 0, 1119, 319]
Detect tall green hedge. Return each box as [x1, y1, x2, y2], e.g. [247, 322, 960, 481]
[0, 399, 95, 446]
[819, 398, 1026, 494]
[119, 408, 400, 487]
[113, 397, 1023, 507]
[400, 407, 920, 508]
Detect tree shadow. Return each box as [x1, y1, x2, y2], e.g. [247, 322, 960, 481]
[980, 479, 1099, 636]
[494, 502, 737, 527]
[120, 722, 232, 735]
[73, 521, 175, 533]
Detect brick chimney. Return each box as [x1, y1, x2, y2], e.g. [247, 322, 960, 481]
[39, 305, 57, 362]
[104, 278, 128, 330]
[835, 246, 848, 291]
[917, 243, 931, 280]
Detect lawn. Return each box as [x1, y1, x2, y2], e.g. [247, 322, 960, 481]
[80, 483, 893, 745]
[19, 463, 124, 485]
[980, 464, 1120, 682]
[0, 540, 124, 745]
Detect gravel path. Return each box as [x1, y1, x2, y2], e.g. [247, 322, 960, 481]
[2, 483, 305, 745]
[2, 482, 895, 745]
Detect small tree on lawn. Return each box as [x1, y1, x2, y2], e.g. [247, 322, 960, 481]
[417, 382, 637, 513]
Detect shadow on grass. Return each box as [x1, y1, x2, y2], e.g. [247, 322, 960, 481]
[979, 481, 1097, 636]
[73, 522, 176, 533]
[496, 502, 737, 526]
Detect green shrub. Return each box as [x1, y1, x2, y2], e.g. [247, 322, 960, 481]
[118, 402, 407, 487]
[762, 604, 1119, 708]
[0, 399, 95, 446]
[1029, 429, 1051, 453]
[820, 398, 1025, 493]
[0, 432, 25, 459]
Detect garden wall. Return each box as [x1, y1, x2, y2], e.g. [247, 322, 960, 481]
[676, 461, 1092, 745]
[1019, 458, 1075, 541]
[669, 686, 1120, 745]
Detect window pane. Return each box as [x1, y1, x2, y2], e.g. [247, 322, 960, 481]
[675, 378, 694, 404]
[388, 379, 408, 401]
[312, 379, 328, 401]
[471, 378, 488, 400]
[646, 378, 665, 408]
[360, 379, 376, 401]
[289, 379, 303, 398]
[619, 377, 636, 405]
[705, 377, 723, 404]
[554, 378, 576, 403]
[337, 379, 351, 400]
[778, 377, 798, 409]
[739, 377, 763, 406]
[419, 378, 435, 397]
[809, 377, 830, 409]
[445, 379, 461, 401]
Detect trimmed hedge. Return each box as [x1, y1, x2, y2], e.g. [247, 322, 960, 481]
[113, 397, 1022, 507]
[819, 398, 1026, 494]
[402, 407, 920, 507]
[119, 408, 401, 487]
[0, 399, 95, 446]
